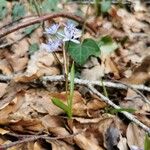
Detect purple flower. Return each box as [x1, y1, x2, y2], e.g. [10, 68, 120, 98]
[44, 23, 60, 35]
[42, 39, 62, 52]
[58, 21, 81, 44]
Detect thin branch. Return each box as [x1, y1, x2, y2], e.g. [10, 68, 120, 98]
[0, 13, 96, 39]
[88, 84, 150, 134]
[0, 132, 82, 149]
[0, 74, 150, 93]
[42, 75, 150, 92]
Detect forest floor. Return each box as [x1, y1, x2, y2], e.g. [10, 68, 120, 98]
[0, 0, 149, 150]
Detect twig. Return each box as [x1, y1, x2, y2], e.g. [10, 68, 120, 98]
[0, 132, 82, 149]
[0, 74, 150, 93]
[0, 13, 96, 39]
[88, 84, 150, 134]
[42, 75, 150, 92]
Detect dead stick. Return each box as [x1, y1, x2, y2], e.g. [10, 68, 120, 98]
[0, 13, 96, 39]
[0, 132, 81, 149]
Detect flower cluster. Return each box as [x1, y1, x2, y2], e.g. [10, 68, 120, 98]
[42, 21, 82, 53]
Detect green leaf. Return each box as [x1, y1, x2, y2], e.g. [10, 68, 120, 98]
[52, 98, 69, 114]
[0, 0, 7, 20]
[12, 2, 25, 20]
[29, 43, 39, 54]
[97, 36, 118, 57]
[23, 24, 40, 35]
[67, 63, 75, 119]
[144, 134, 150, 150]
[67, 39, 100, 66]
[41, 0, 59, 13]
[101, 0, 112, 13]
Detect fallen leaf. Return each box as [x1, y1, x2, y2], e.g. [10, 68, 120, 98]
[0, 128, 9, 135]
[126, 123, 145, 149]
[26, 50, 60, 77]
[117, 136, 128, 150]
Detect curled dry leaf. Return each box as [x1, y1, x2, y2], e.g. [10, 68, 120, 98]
[120, 89, 144, 110]
[81, 57, 105, 80]
[0, 59, 12, 75]
[110, 8, 149, 39]
[0, 128, 9, 135]
[126, 123, 145, 150]
[3, 40, 29, 72]
[73, 127, 104, 150]
[26, 50, 60, 77]
[81, 56, 120, 81]
[117, 136, 128, 150]
[0, 83, 8, 98]
[48, 140, 75, 150]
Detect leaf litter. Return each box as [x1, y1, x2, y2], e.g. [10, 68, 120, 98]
[0, 0, 150, 149]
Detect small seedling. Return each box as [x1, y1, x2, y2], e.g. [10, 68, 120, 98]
[52, 63, 75, 119]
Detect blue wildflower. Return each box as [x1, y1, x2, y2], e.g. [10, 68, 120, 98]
[58, 21, 81, 44]
[42, 39, 62, 52]
[44, 23, 60, 35]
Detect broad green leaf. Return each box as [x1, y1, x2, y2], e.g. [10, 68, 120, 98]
[29, 43, 39, 54]
[41, 0, 59, 13]
[67, 38, 100, 66]
[23, 24, 40, 35]
[52, 98, 68, 113]
[98, 36, 118, 57]
[0, 0, 7, 20]
[12, 2, 25, 20]
[101, 0, 112, 13]
[144, 134, 150, 150]
[67, 63, 75, 118]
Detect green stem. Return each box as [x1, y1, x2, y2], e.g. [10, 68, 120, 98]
[63, 44, 69, 98]
[95, 0, 101, 16]
[101, 78, 108, 98]
[81, 0, 91, 36]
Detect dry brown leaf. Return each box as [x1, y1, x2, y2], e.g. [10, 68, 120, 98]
[26, 50, 60, 76]
[87, 99, 106, 110]
[120, 89, 144, 110]
[110, 8, 149, 39]
[14, 73, 40, 83]
[4, 50, 28, 72]
[104, 57, 120, 79]
[0, 59, 12, 75]
[81, 57, 105, 80]
[0, 83, 8, 98]
[33, 142, 45, 150]
[126, 123, 145, 149]
[123, 55, 150, 84]
[48, 140, 75, 150]
[0, 128, 9, 135]
[73, 127, 104, 150]
[11, 39, 29, 56]
[117, 136, 128, 150]
[41, 115, 64, 129]
[0, 92, 24, 124]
